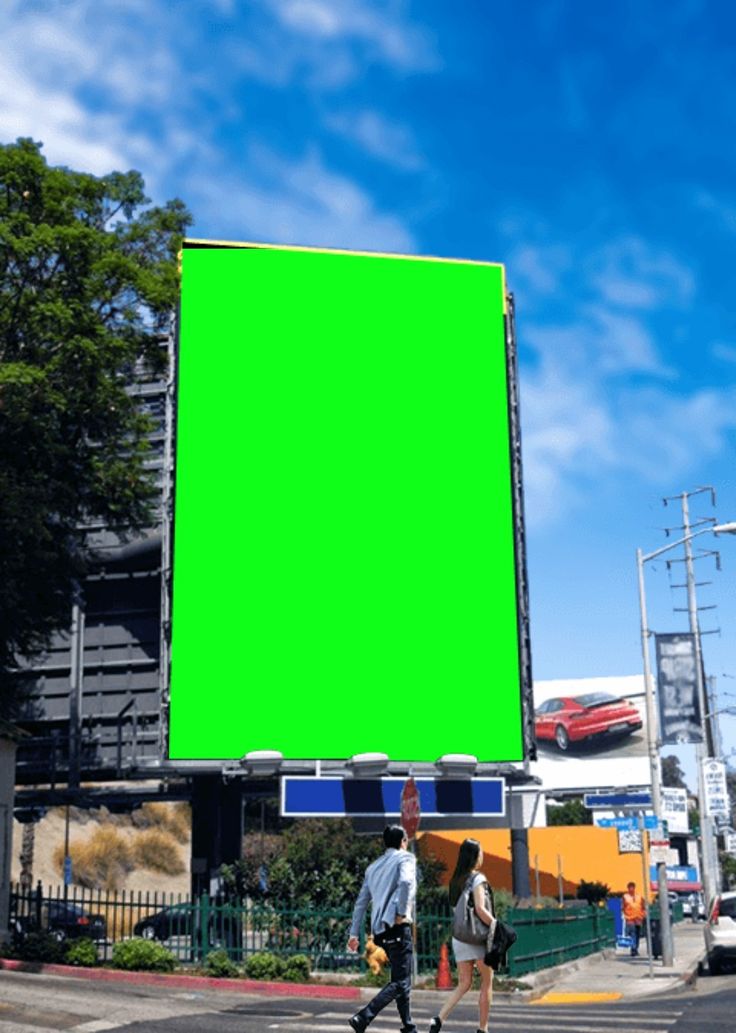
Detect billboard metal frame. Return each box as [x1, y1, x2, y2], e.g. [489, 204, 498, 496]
[162, 240, 535, 764]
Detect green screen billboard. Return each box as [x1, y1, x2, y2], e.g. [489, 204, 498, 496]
[169, 240, 528, 761]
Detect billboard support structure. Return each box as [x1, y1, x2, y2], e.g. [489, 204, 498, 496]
[169, 240, 532, 765]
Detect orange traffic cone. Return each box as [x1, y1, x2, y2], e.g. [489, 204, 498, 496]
[436, 942, 453, 989]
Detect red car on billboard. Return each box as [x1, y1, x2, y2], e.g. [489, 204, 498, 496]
[534, 692, 643, 751]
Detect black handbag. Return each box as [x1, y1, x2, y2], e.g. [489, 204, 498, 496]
[483, 886, 517, 969]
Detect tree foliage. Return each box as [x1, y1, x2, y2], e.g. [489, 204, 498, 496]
[0, 138, 191, 716]
[661, 755, 688, 790]
[546, 798, 592, 826]
[221, 819, 446, 912]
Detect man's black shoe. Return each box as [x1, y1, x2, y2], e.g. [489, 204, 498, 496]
[349, 1015, 367, 1033]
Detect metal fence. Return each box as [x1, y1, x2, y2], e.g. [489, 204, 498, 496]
[9, 883, 614, 977]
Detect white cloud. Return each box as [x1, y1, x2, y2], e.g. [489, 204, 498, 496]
[325, 109, 424, 170]
[590, 237, 695, 309]
[505, 231, 721, 527]
[268, 0, 439, 72]
[192, 143, 415, 253]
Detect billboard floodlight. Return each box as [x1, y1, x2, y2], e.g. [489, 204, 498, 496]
[348, 752, 390, 778]
[435, 754, 479, 778]
[240, 750, 283, 776]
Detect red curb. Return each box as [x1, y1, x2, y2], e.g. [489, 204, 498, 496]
[0, 958, 361, 999]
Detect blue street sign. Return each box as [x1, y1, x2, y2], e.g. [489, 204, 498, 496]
[584, 791, 652, 809]
[63, 855, 72, 886]
[596, 815, 658, 830]
[281, 776, 505, 818]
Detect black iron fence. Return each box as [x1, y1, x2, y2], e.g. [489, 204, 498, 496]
[8, 882, 615, 977]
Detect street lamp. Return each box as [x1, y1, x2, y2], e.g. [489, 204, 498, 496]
[637, 521, 736, 968]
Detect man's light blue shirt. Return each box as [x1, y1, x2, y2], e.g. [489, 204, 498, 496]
[349, 848, 417, 938]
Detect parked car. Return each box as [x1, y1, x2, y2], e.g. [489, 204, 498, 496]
[133, 903, 194, 941]
[133, 902, 239, 947]
[44, 901, 107, 942]
[534, 692, 643, 751]
[705, 892, 736, 974]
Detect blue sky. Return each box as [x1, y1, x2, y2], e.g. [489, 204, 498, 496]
[3, 0, 736, 785]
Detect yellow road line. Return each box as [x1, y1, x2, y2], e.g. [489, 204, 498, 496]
[533, 992, 624, 1005]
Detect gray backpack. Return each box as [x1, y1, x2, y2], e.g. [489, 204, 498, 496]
[452, 874, 494, 945]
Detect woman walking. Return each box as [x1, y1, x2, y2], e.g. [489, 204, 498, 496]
[428, 838, 494, 1033]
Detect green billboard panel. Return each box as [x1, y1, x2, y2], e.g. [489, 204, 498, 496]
[169, 240, 526, 761]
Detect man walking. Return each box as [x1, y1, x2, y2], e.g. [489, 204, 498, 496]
[347, 825, 417, 1033]
[622, 880, 647, 957]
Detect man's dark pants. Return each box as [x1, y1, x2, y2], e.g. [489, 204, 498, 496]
[354, 923, 416, 1032]
[626, 921, 642, 956]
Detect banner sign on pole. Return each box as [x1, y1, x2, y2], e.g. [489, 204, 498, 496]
[702, 759, 729, 818]
[725, 831, 736, 856]
[661, 787, 689, 834]
[655, 633, 703, 744]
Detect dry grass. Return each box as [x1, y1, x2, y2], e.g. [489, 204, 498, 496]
[131, 802, 191, 844]
[132, 829, 186, 875]
[53, 827, 135, 891]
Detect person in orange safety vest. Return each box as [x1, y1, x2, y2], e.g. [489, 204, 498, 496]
[622, 881, 647, 957]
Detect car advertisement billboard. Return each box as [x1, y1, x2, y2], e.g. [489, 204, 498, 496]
[528, 675, 651, 791]
[168, 240, 531, 762]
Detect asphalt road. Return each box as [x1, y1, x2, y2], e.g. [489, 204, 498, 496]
[1, 970, 736, 1032]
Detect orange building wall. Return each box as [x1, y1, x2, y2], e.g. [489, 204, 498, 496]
[420, 826, 649, 898]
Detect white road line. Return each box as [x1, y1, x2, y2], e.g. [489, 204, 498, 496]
[71, 1021, 123, 1032]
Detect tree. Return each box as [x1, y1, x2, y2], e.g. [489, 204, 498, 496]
[0, 138, 191, 717]
[220, 819, 446, 911]
[661, 755, 688, 790]
[546, 798, 592, 826]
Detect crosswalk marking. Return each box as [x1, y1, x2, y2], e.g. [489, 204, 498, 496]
[266, 1005, 685, 1033]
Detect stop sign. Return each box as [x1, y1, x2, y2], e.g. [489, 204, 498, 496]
[401, 777, 421, 840]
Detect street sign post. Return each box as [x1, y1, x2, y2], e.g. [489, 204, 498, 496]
[596, 815, 658, 830]
[584, 791, 653, 809]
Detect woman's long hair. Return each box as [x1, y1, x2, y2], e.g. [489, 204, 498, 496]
[448, 837, 482, 906]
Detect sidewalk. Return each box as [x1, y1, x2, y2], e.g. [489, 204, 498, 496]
[526, 920, 705, 1003]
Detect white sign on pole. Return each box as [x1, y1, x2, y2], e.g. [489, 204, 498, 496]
[703, 759, 730, 819]
[650, 840, 671, 864]
[725, 831, 736, 856]
[661, 787, 689, 834]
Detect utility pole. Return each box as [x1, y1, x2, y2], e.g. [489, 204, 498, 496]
[679, 491, 719, 908]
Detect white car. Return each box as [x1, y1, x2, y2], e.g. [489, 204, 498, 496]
[705, 892, 736, 974]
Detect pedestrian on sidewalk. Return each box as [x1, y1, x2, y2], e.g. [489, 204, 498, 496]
[428, 837, 494, 1033]
[346, 824, 417, 1033]
[622, 880, 647, 957]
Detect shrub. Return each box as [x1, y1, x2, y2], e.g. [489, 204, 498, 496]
[244, 951, 285, 980]
[576, 880, 611, 906]
[283, 953, 310, 982]
[12, 931, 65, 963]
[111, 938, 176, 972]
[53, 827, 134, 890]
[204, 949, 239, 978]
[132, 828, 186, 875]
[64, 938, 98, 967]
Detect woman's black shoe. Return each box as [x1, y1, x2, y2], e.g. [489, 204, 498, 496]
[428, 1018, 442, 1033]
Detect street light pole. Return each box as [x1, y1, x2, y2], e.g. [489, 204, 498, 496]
[637, 547, 674, 967]
[635, 519, 736, 967]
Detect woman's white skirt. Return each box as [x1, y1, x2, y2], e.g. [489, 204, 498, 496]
[451, 936, 486, 963]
